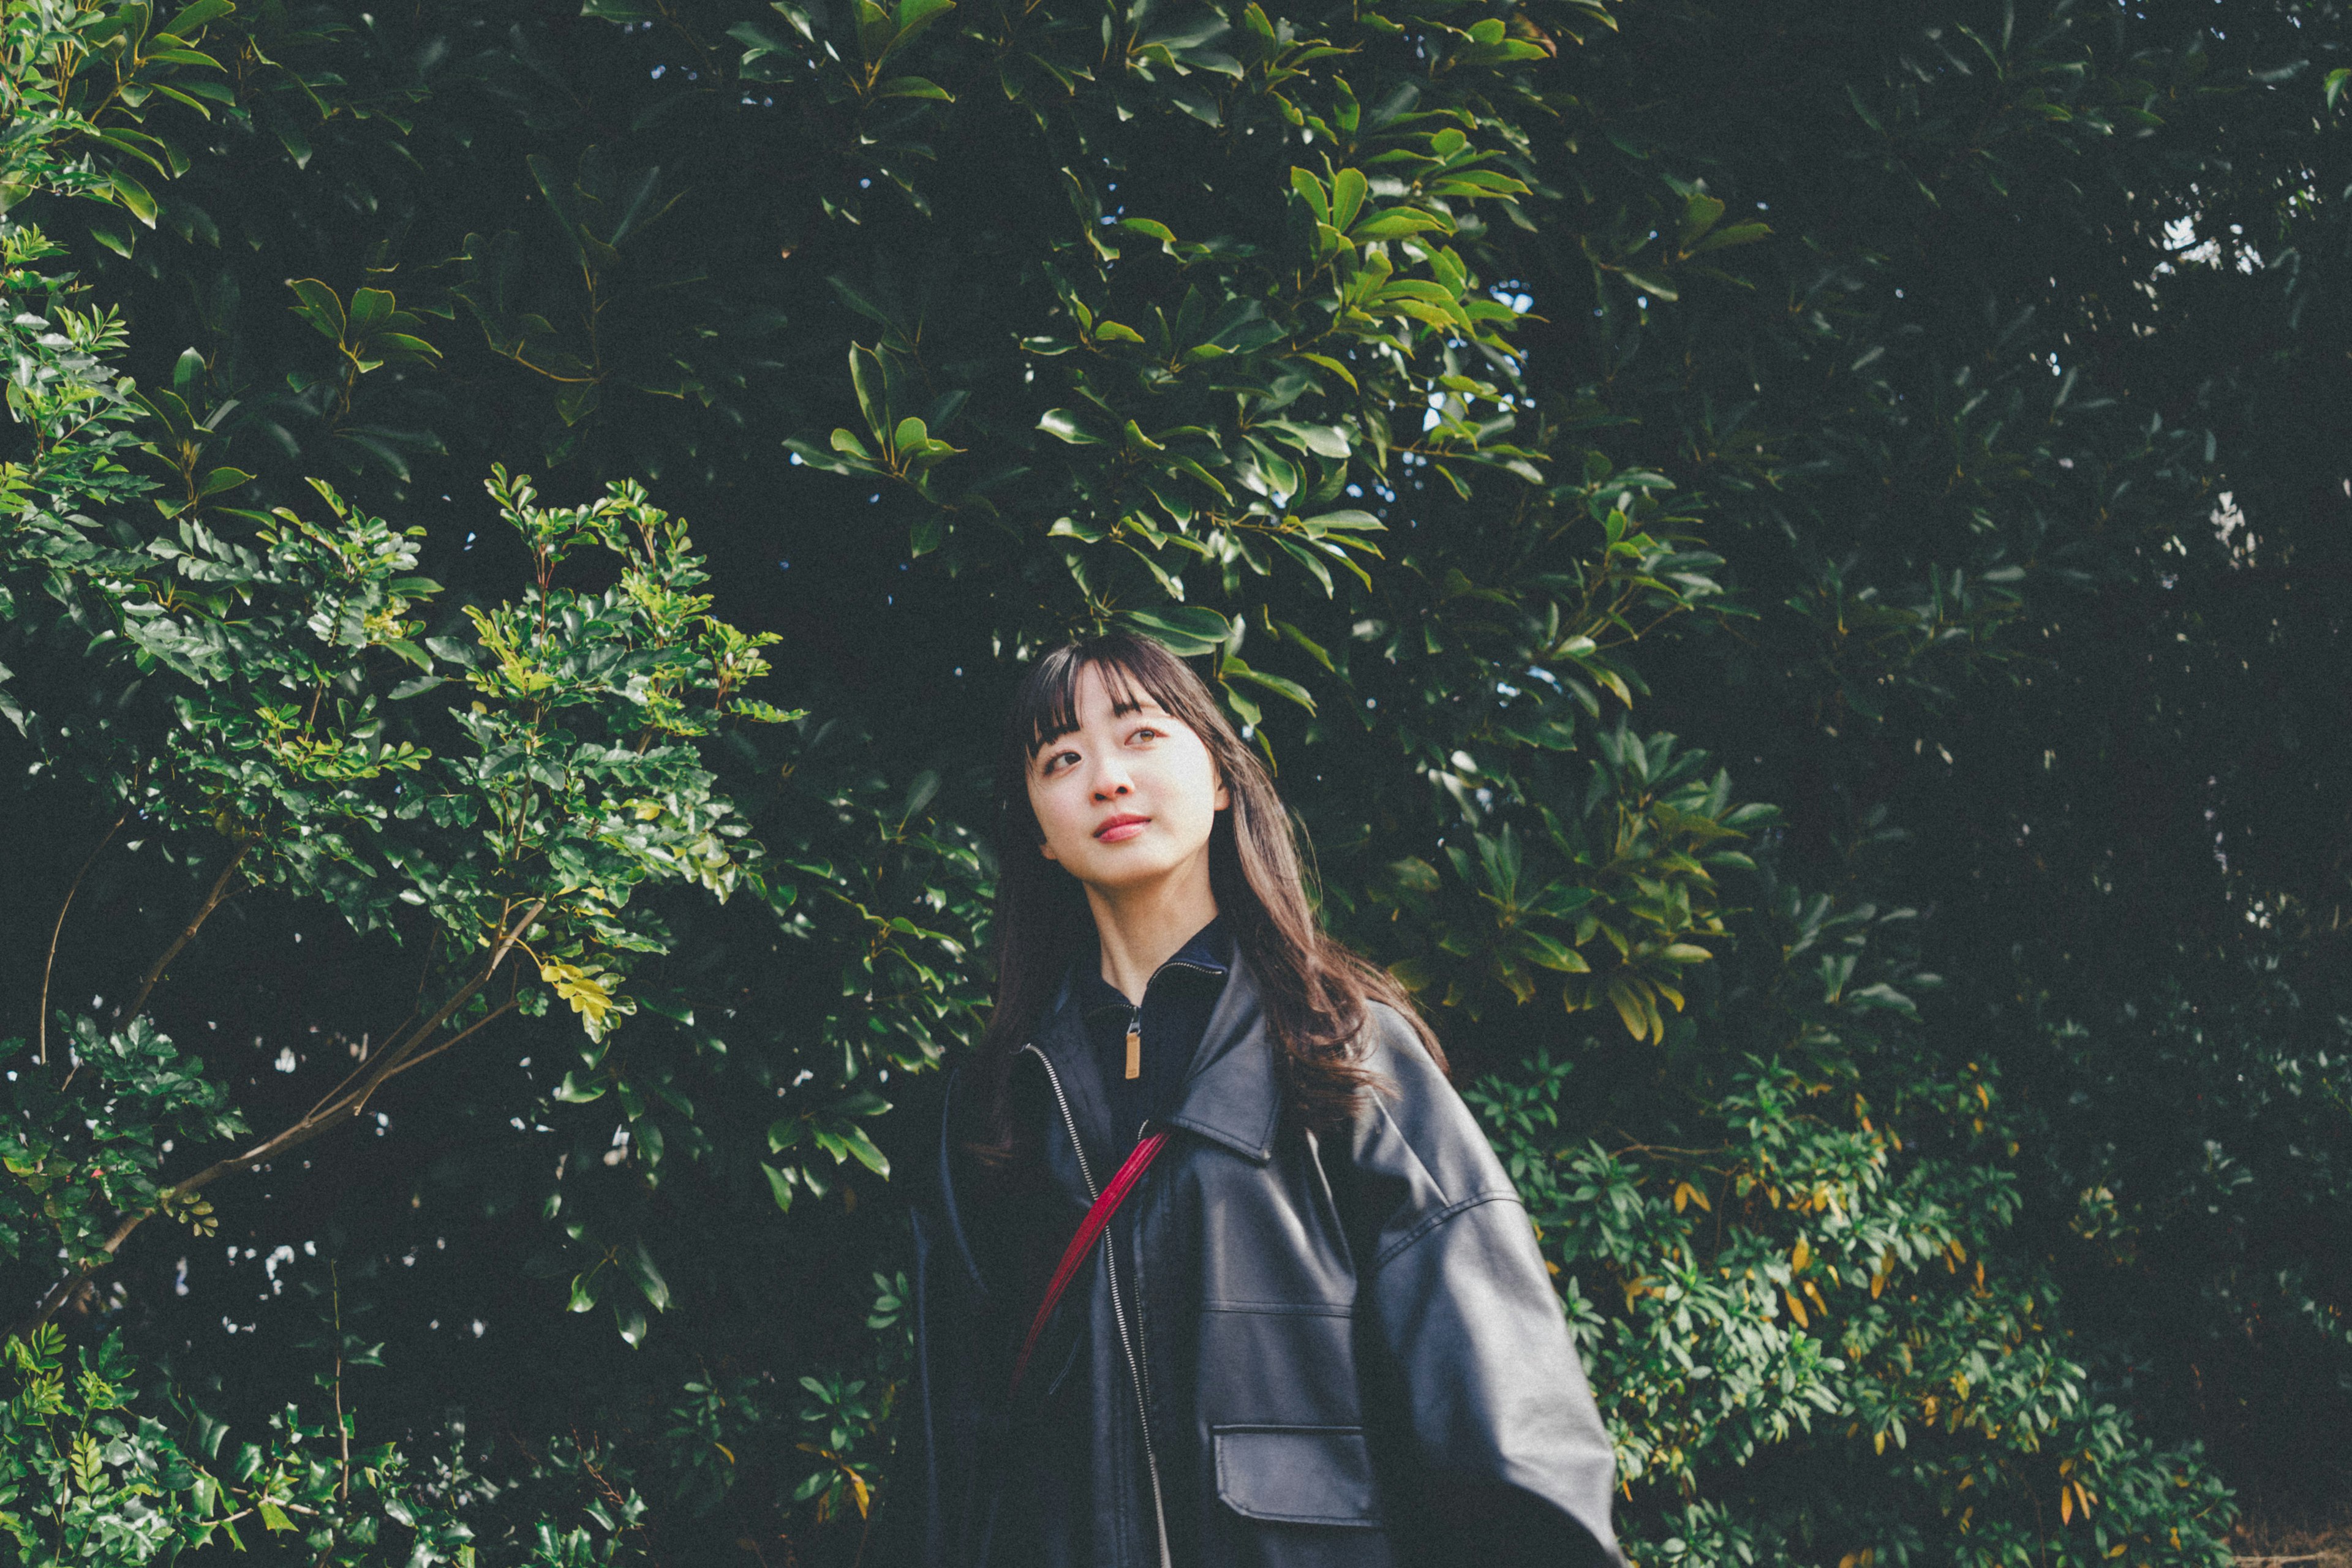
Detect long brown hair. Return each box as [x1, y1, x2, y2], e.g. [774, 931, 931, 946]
[973, 630, 1445, 1155]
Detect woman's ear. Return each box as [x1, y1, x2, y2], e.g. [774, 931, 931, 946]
[1212, 772, 1231, 813]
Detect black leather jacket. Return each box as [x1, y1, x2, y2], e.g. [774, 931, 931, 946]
[901, 956, 1623, 1567]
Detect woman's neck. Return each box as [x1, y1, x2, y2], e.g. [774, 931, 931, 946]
[1085, 868, 1219, 1005]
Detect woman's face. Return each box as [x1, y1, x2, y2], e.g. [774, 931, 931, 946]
[1027, 664, 1229, 897]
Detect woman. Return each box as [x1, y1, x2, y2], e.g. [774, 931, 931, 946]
[903, 631, 1621, 1568]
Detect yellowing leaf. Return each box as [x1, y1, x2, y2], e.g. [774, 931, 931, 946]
[1792, 1235, 1812, 1273]
[540, 960, 632, 1038]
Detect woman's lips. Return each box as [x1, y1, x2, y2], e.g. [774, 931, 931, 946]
[1095, 814, 1150, 843]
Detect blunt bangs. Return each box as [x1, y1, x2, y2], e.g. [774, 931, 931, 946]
[1015, 641, 1180, 758]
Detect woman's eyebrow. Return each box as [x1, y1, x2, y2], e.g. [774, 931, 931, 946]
[1029, 731, 1079, 764]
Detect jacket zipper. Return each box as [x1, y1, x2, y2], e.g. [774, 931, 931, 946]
[1022, 1042, 1174, 1568]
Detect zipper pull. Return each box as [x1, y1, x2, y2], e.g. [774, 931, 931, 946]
[1125, 1020, 1142, 1080]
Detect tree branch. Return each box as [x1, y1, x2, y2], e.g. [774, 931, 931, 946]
[370, 998, 521, 1089]
[119, 843, 249, 1024]
[12, 899, 546, 1341]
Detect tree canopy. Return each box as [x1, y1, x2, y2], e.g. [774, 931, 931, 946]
[0, 0, 2343, 1563]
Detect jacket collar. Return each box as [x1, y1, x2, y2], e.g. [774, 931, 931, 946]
[1028, 939, 1281, 1167]
[1159, 951, 1280, 1164]
[1073, 916, 1232, 1019]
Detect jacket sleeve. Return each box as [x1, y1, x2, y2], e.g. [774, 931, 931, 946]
[890, 1068, 994, 1568]
[1347, 1009, 1625, 1567]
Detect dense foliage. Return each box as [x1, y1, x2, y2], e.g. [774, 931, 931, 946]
[0, 0, 2340, 1564]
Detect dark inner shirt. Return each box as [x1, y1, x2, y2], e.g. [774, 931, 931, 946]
[1074, 916, 1232, 1152]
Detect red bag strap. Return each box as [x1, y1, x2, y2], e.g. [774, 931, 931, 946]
[1008, 1130, 1170, 1399]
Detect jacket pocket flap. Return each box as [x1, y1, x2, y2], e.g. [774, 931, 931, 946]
[1213, 1426, 1382, 1528]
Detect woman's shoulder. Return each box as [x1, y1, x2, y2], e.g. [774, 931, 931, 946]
[1348, 1000, 1515, 1199]
[1357, 998, 1448, 1088]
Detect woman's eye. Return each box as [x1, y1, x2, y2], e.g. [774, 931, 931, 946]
[1130, 727, 1162, 742]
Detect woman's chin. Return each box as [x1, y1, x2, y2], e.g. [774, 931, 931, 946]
[1072, 850, 1199, 895]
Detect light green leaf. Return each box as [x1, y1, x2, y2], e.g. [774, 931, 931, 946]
[1038, 408, 1105, 444]
[875, 75, 952, 99]
[1120, 605, 1231, 655]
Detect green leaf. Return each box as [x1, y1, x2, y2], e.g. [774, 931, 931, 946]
[347, 287, 396, 331]
[1349, 208, 1450, 243]
[1690, 222, 1771, 255]
[285, 278, 345, 342]
[1259, 420, 1350, 459]
[162, 0, 236, 34]
[1677, 190, 1726, 251]
[1300, 352, 1358, 390]
[875, 75, 952, 100]
[554, 1071, 607, 1103]
[1616, 270, 1679, 302]
[1295, 509, 1384, 532]
[568, 1268, 605, 1312]
[894, 0, 956, 40]
[1289, 167, 1330, 225]
[369, 331, 442, 361]
[616, 1299, 649, 1348]
[1119, 605, 1231, 655]
[849, 344, 889, 439]
[837, 1123, 891, 1177]
[1037, 408, 1105, 444]
[110, 172, 159, 227]
[1518, 929, 1591, 973]
[622, 1237, 671, 1311]
[1223, 657, 1316, 714]
[1330, 167, 1370, 232]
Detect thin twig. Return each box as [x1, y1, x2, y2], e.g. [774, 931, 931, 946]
[39, 807, 127, 1066]
[119, 844, 249, 1023]
[330, 1259, 350, 1501]
[852, 1499, 877, 1568]
[372, 999, 520, 1088]
[301, 929, 440, 1123]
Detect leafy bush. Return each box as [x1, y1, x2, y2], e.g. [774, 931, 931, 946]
[0, 0, 2340, 1563]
